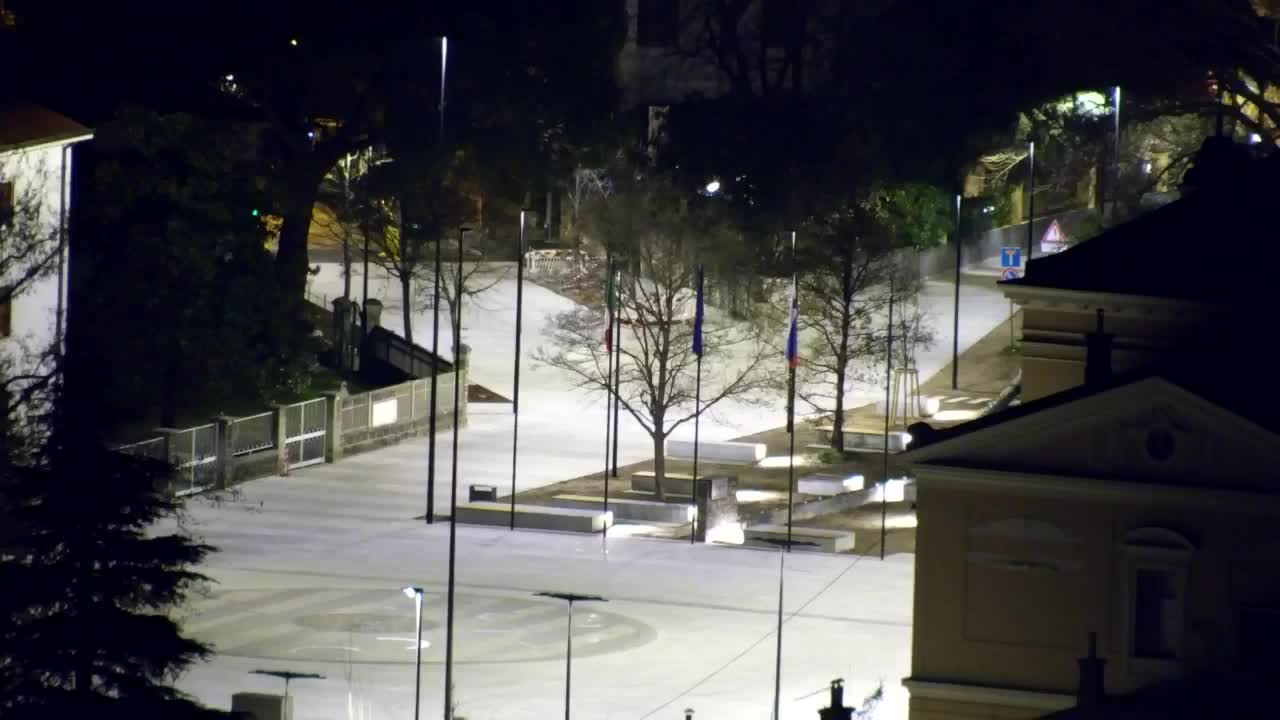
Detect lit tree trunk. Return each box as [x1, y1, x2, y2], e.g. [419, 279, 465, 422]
[830, 234, 855, 452]
[400, 271, 414, 344]
[651, 430, 667, 501]
[275, 173, 323, 297]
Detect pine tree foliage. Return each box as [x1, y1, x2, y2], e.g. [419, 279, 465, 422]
[0, 425, 222, 719]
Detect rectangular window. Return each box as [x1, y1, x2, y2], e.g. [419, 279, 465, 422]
[0, 288, 11, 338]
[1132, 568, 1179, 659]
[0, 181, 13, 226]
[637, 0, 679, 47]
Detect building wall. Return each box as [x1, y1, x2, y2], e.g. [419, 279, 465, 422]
[910, 480, 1280, 719]
[0, 141, 71, 384]
[1017, 303, 1223, 401]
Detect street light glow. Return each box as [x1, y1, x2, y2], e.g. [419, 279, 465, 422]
[403, 586, 423, 599]
[1250, 133, 1263, 144]
[704, 180, 721, 194]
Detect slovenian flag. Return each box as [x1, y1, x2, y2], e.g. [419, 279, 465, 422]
[785, 275, 799, 368]
[604, 261, 615, 352]
[692, 265, 705, 357]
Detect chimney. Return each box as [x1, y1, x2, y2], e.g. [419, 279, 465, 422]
[1076, 632, 1107, 709]
[818, 678, 852, 720]
[1084, 309, 1113, 387]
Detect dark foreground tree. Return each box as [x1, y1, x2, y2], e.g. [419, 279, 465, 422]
[0, 424, 221, 719]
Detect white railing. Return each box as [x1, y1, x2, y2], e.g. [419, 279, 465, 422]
[230, 412, 275, 457]
[524, 249, 583, 277]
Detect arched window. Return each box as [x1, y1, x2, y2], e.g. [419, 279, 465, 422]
[1120, 527, 1195, 675]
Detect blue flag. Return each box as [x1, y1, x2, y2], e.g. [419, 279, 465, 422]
[692, 265, 705, 357]
[785, 276, 799, 368]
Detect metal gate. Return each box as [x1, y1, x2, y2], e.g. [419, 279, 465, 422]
[170, 424, 219, 496]
[284, 398, 328, 471]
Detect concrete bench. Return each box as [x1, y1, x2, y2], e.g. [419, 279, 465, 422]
[797, 472, 865, 496]
[454, 502, 611, 533]
[873, 396, 941, 417]
[665, 439, 766, 464]
[743, 525, 856, 553]
[549, 495, 692, 524]
[630, 472, 698, 497]
[820, 430, 912, 452]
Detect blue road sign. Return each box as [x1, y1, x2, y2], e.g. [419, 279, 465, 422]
[1000, 247, 1022, 268]
[1001, 268, 1020, 281]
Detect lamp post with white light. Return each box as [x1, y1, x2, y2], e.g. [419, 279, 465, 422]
[402, 586, 425, 720]
[535, 591, 607, 720]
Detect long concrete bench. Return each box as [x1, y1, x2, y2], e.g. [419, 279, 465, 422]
[819, 429, 912, 452]
[743, 524, 856, 553]
[549, 495, 692, 524]
[797, 472, 865, 496]
[454, 502, 611, 533]
[665, 439, 766, 464]
[630, 472, 698, 497]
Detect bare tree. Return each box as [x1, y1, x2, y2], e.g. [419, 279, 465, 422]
[792, 221, 896, 451]
[535, 174, 770, 498]
[314, 149, 376, 301]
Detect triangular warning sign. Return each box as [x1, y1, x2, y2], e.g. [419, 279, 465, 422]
[1040, 219, 1066, 254]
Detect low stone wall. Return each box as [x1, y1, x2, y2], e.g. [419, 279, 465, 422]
[226, 450, 279, 487]
[339, 411, 458, 459]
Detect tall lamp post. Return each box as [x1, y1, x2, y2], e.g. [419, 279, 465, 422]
[444, 226, 469, 720]
[535, 591, 607, 720]
[1026, 140, 1036, 261]
[511, 210, 530, 530]
[758, 538, 818, 720]
[402, 586, 425, 720]
[427, 34, 451, 524]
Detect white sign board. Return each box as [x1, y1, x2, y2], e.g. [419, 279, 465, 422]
[371, 398, 398, 427]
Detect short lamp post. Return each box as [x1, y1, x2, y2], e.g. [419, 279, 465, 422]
[403, 586, 425, 720]
[535, 591, 607, 720]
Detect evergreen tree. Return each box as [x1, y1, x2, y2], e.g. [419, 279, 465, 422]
[0, 411, 222, 718]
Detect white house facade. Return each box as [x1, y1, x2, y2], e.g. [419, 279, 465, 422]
[0, 101, 92, 411]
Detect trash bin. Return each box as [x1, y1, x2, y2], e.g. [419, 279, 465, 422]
[469, 484, 498, 502]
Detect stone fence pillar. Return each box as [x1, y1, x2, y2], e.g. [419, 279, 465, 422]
[456, 343, 471, 428]
[322, 388, 345, 464]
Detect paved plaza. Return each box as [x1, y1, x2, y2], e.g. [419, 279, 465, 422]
[165, 260, 1015, 718]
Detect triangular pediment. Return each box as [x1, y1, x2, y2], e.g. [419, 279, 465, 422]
[905, 378, 1280, 493]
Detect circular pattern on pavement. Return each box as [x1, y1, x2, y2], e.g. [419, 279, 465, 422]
[186, 587, 656, 665]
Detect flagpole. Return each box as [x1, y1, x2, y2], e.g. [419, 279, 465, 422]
[786, 230, 798, 553]
[510, 210, 527, 530]
[603, 257, 614, 540]
[881, 273, 894, 562]
[691, 265, 704, 545]
[611, 275, 622, 478]
[444, 225, 465, 720]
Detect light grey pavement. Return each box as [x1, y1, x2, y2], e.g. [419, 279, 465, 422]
[165, 259, 1019, 719]
[171, 471, 914, 720]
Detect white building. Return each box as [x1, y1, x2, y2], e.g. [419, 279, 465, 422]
[0, 101, 92, 414]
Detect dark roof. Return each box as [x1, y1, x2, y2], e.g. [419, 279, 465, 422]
[1039, 669, 1272, 719]
[1004, 143, 1280, 304]
[0, 101, 92, 151]
[906, 351, 1280, 454]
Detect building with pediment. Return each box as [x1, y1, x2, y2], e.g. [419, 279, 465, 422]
[899, 140, 1280, 719]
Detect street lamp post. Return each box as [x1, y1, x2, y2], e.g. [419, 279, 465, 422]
[534, 592, 607, 720]
[758, 538, 818, 720]
[444, 226, 469, 720]
[511, 210, 529, 530]
[403, 586, 425, 720]
[1026, 140, 1035, 261]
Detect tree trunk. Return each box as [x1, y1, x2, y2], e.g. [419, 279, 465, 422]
[342, 236, 352, 300]
[161, 341, 180, 428]
[275, 177, 321, 298]
[831, 235, 855, 452]
[400, 271, 414, 344]
[651, 432, 667, 501]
